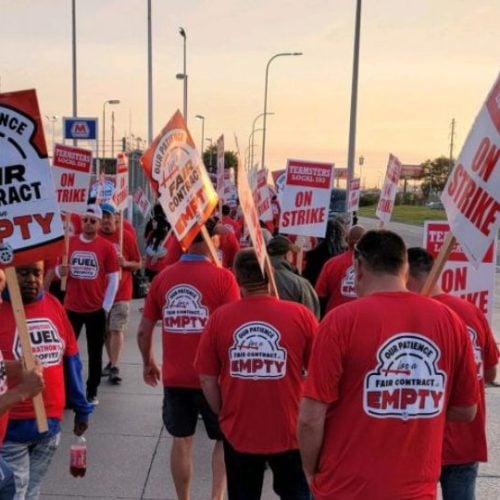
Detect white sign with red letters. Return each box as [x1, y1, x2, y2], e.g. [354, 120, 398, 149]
[376, 154, 402, 225]
[348, 177, 361, 212]
[424, 221, 496, 324]
[52, 144, 92, 213]
[279, 159, 333, 237]
[440, 74, 500, 265]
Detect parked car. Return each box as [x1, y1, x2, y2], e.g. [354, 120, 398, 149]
[328, 188, 350, 224]
[427, 201, 444, 210]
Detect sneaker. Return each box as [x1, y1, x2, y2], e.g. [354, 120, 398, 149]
[109, 366, 122, 385]
[87, 396, 99, 406]
[102, 362, 111, 377]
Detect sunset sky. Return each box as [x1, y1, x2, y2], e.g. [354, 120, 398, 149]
[1, 0, 498, 187]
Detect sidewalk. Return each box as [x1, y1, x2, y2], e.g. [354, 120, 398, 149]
[40, 264, 500, 498]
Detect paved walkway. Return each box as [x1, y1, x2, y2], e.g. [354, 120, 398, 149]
[40, 227, 500, 499]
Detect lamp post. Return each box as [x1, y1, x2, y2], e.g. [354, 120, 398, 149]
[248, 128, 263, 170]
[261, 52, 302, 170]
[195, 114, 205, 152]
[346, 0, 362, 207]
[178, 27, 187, 124]
[205, 137, 213, 171]
[359, 154, 364, 188]
[251, 112, 274, 170]
[102, 99, 120, 161]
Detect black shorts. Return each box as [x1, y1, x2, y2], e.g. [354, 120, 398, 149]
[162, 387, 222, 440]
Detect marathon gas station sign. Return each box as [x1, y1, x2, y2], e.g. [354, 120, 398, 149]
[279, 159, 333, 237]
[424, 221, 496, 323]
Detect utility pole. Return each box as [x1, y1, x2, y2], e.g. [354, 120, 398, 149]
[449, 118, 455, 175]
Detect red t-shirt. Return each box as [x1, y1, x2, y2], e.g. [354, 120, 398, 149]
[434, 293, 499, 465]
[315, 249, 357, 312]
[99, 229, 141, 301]
[64, 235, 120, 313]
[123, 218, 136, 238]
[195, 295, 317, 453]
[218, 231, 240, 269]
[0, 294, 79, 420]
[145, 232, 184, 273]
[0, 351, 8, 444]
[142, 256, 240, 388]
[303, 292, 479, 500]
[221, 215, 242, 240]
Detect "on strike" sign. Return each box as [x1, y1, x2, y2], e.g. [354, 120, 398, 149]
[279, 159, 333, 238]
[440, 74, 499, 265]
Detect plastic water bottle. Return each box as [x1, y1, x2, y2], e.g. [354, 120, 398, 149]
[70, 436, 87, 477]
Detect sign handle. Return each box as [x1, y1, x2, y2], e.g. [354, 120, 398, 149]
[118, 213, 124, 280]
[264, 254, 279, 298]
[5, 268, 48, 433]
[200, 225, 222, 268]
[60, 212, 71, 292]
[296, 248, 304, 275]
[421, 231, 455, 296]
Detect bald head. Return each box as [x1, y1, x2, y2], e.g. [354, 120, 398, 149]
[347, 225, 365, 249]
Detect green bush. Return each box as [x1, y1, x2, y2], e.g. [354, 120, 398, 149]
[360, 191, 379, 206]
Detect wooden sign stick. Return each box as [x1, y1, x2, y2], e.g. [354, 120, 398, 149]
[60, 212, 71, 291]
[5, 268, 48, 433]
[118, 212, 124, 280]
[421, 231, 455, 296]
[296, 247, 304, 276]
[200, 225, 222, 268]
[264, 254, 279, 298]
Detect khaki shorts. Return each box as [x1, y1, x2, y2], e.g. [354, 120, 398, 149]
[107, 301, 130, 333]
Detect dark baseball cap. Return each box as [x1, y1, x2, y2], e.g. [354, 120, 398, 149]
[267, 235, 299, 256]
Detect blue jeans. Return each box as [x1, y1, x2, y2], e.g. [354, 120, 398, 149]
[1, 433, 60, 500]
[440, 462, 479, 500]
[0, 456, 15, 499]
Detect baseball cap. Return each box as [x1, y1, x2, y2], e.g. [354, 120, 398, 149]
[83, 204, 103, 220]
[267, 235, 299, 256]
[100, 201, 117, 215]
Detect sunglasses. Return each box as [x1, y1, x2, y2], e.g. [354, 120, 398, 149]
[83, 217, 99, 224]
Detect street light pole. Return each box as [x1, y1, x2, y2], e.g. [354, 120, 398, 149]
[261, 52, 302, 170]
[179, 27, 187, 124]
[251, 112, 274, 170]
[102, 99, 120, 163]
[205, 138, 213, 171]
[195, 115, 205, 153]
[248, 128, 263, 170]
[45, 115, 58, 156]
[346, 0, 362, 207]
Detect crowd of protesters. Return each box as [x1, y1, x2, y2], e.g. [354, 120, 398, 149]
[0, 199, 496, 500]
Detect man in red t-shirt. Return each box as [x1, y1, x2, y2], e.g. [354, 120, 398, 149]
[298, 230, 479, 500]
[0, 261, 92, 498]
[221, 204, 242, 240]
[0, 270, 44, 498]
[60, 205, 120, 404]
[137, 219, 240, 500]
[315, 224, 365, 317]
[407, 247, 499, 500]
[195, 248, 317, 498]
[99, 203, 141, 384]
[214, 222, 240, 270]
